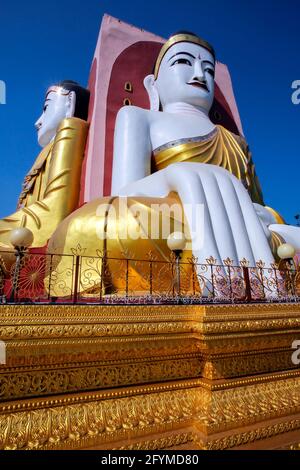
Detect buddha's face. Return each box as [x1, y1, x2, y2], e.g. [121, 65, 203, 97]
[155, 42, 215, 112]
[35, 87, 76, 147]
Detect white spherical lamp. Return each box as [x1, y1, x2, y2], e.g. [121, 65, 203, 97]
[10, 228, 34, 249]
[167, 232, 186, 252]
[277, 243, 296, 260]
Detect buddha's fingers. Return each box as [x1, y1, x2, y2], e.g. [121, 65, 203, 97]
[197, 167, 244, 266]
[165, 163, 222, 265]
[213, 168, 256, 266]
[231, 175, 274, 266]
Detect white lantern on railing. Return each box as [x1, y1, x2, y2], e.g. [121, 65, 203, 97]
[167, 232, 186, 253]
[277, 243, 296, 261]
[10, 228, 34, 249]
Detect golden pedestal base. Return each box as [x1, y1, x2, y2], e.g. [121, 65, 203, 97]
[1, 303, 300, 450]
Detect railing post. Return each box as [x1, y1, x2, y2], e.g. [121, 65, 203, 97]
[10, 248, 24, 303]
[291, 267, 296, 297]
[192, 262, 196, 297]
[0, 264, 4, 300]
[176, 252, 181, 298]
[210, 264, 215, 300]
[171, 258, 175, 299]
[99, 255, 104, 302]
[273, 265, 281, 298]
[227, 265, 233, 301]
[242, 266, 252, 302]
[125, 259, 129, 299]
[73, 255, 80, 304]
[48, 254, 53, 302]
[149, 259, 153, 297]
[258, 266, 266, 300]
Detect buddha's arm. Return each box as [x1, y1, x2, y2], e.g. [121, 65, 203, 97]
[111, 107, 152, 194]
[0, 117, 88, 248]
[269, 224, 300, 251]
[255, 203, 300, 254]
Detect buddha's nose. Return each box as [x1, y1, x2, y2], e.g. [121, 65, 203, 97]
[192, 60, 205, 82]
[35, 118, 42, 131]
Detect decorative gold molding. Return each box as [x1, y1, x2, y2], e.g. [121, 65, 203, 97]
[0, 379, 201, 413]
[1, 302, 300, 449]
[116, 433, 198, 450]
[1, 304, 300, 344]
[0, 357, 203, 401]
[0, 321, 200, 340]
[203, 348, 299, 379]
[1, 302, 300, 323]
[0, 387, 202, 450]
[290, 443, 300, 450]
[0, 304, 202, 323]
[2, 375, 300, 450]
[205, 419, 300, 450]
[2, 349, 300, 401]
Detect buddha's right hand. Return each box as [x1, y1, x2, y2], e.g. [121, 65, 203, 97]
[118, 162, 275, 267]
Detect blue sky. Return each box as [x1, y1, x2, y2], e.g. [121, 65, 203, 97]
[0, 0, 299, 223]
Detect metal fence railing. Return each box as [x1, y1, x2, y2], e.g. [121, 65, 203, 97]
[0, 250, 299, 305]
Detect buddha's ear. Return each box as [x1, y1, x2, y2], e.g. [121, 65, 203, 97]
[66, 91, 76, 118]
[143, 74, 160, 111]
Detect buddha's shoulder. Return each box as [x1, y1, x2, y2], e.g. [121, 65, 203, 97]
[116, 106, 163, 126]
[117, 105, 149, 120]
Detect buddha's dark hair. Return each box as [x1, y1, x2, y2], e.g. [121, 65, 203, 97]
[55, 80, 90, 121]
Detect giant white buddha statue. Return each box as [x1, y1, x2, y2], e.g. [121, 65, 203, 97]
[47, 33, 300, 295]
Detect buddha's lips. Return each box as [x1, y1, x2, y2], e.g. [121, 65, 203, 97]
[188, 81, 208, 91]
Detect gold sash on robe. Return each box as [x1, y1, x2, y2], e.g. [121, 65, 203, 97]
[153, 125, 264, 205]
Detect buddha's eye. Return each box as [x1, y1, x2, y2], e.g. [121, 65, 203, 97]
[43, 104, 48, 112]
[171, 58, 192, 66]
[205, 68, 215, 77]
